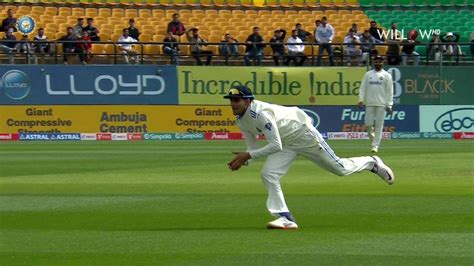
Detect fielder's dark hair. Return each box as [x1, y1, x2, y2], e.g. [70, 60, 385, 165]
[322, 16, 327, 20]
[87, 17, 93, 21]
[253, 26, 259, 30]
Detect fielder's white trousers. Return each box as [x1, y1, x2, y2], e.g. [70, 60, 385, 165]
[261, 127, 376, 214]
[365, 106, 386, 150]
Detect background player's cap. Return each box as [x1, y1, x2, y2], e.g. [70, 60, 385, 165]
[223, 86, 254, 99]
[374, 55, 384, 61]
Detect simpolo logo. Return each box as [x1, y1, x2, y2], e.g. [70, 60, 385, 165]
[1, 70, 31, 100]
[301, 109, 320, 128]
[392, 132, 421, 139]
[434, 108, 474, 132]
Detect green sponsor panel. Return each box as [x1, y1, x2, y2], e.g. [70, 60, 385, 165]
[178, 66, 365, 105]
[390, 66, 474, 105]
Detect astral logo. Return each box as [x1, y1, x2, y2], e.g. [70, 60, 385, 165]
[0, 70, 31, 100]
[302, 109, 320, 128]
[434, 108, 474, 132]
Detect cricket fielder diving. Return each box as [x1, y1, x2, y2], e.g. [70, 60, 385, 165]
[226, 85, 395, 229]
[358, 55, 394, 153]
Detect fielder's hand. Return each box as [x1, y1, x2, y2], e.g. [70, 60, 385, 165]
[227, 152, 251, 171]
[358, 101, 364, 109]
[386, 107, 393, 115]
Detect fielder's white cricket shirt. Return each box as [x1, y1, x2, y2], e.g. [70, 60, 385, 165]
[237, 100, 315, 159]
[358, 69, 394, 108]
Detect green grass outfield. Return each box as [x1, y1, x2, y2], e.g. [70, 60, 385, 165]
[0, 139, 473, 265]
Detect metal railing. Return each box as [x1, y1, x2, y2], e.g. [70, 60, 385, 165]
[0, 40, 472, 66]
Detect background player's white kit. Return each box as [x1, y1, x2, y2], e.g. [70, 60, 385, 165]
[226, 86, 395, 229]
[358, 55, 394, 153]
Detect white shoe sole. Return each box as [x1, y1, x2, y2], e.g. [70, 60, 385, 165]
[266, 223, 298, 229]
[373, 156, 395, 185]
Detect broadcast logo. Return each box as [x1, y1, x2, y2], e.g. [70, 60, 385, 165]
[0, 70, 31, 100]
[17, 16, 36, 35]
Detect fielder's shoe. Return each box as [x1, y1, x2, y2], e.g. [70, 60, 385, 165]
[266, 217, 298, 229]
[371, 147, 378, 153]
[371, 156, 395, 185]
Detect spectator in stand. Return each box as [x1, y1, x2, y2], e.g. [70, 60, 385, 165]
[285, 29, 306, 66]
[167, 13, 186, 38]
[186, 27, 213, 66]
[33, 28, 52, 57]
[350, 23, 362, 37]
[295, 23, 311, 42]
[163, 31, 179, 65]
[441, 32, 463, 63]
[343, 28, 362, 66]
[244, 26, 265, 66]
[58, 27, 78, 64]
[316, 16, 335, 66]
[428, 32, 446, 60]
[16, 34, 36, 64]
[401, 30, 420, 66]
[313, 19, 322, 44]
[219, 33, 239, 59]
[83, 18, 100, 42]
[117, 28, 138, 64]
[1, 9, 17, 32]
[0, 28, 17, 64]
[369, 21, 385, 44]
[427, 32, 445, 60]
[269, 29, 286, 66]
[386, 22, 401, 65]
[127, 18, 140, 41]
[73, 18, 84, 38]
[77, 29, 92, 64]
[359, 30, 378, 64]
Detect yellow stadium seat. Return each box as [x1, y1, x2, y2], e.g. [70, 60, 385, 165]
[145, 44, 161, 58]
[18, 6, 30, 12]
[152, 34, 165, 42]
[100, 33, 111, 41]
[125, 10, 138, 17]
[54, 32, 64, 40]
[111, 34, 121, 42]
[32, 6, 45, 12]
[139, 34, 151, 42]
[219, 10, 231, 16]
[208, 35, 221, 43]
[92, 44, 104, 54]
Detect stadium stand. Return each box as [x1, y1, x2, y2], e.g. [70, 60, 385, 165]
[0, 0, 473, 65]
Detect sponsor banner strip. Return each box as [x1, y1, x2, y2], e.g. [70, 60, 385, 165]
[142, 133, 204, 140]
[0, 133, 19, 141]
[453, 132, 474, 140]
[19, 133, 81, 141]
[327, 132, 391, 140]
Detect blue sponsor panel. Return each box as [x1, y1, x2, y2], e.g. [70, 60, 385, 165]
[19, 133, 81, 141]
[0, 65, 178, 104]
[300, 105, 419, 132]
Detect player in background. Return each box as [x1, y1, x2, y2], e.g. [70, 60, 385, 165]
[225, 86, 395, 230]
[358, 55, 394, 153]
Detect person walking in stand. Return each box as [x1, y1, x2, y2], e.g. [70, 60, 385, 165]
[358, 55, 394, 153]
[225, 85, 395, 230]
